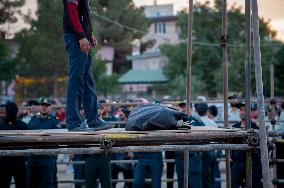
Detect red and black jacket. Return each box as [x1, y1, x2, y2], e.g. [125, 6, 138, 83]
[63, 0, 95, 45]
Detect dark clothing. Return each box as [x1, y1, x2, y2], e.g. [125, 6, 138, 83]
[133, 152, 163, 188]
[0, 157, 27, 188]
[0, 119, 27, 188]
[202, 151, 217, 188]
[0, 119, 27, 130]
[214, 151, 222, 188]
[231, 122, 259, 162]
[231, 160, 262, 188]
[165, 151, 175, 188]
[85, 154, 111, 188]
[175, 152, 203, 188]
[63, 0, 94, 45]
[175, 119, 205, 188]
[27, 114, 59, 130]
[231, 121, 262, 188]
[27, 114, 59, 188]
[276, 142, 284, 183]
[27, 161, 56, 188]
[112, 153, 134, 188]
[73, 154, 85, 188]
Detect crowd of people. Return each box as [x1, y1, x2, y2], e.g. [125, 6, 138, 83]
[0, 97, 284, 188]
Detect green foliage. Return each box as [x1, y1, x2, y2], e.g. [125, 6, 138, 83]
[0, 42, 18, 81]
[91, 0, 149, 73]
[93, 59, 120, 97]
[161, 1, 282, 98]
[15, 0, 67, 98]
[275, 45, 284, 96]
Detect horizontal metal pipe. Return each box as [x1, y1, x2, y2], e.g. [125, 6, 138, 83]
[3, 98, 282, 110]
[0, 144, 254, 156]
[52, 178, 227, 184]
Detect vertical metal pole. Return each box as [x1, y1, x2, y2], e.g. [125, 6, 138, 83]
[245, 0, 252, 187]
[252, 0, 272, 187]
[184, 0, 194, 187]
[270, 64, 277, 188]
[221, 0, 231, 188]
[186, 0, 193, 112]
[270, 64, 275, 98]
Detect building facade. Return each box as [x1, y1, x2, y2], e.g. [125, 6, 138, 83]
[119, 4, 180, 98]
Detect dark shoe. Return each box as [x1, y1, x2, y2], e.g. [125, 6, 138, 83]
[68, 121, 89, 131]
[121, 106, 131, 118]
[87, 118, 115, 130]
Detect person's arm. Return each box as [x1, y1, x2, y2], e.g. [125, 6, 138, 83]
[67, 0, 90, 52]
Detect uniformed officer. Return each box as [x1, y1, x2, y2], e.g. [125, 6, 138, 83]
[0, 101, 27, 188]
[27, 97, 60, 188]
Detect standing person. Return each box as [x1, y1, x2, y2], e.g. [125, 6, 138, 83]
[84, 101, 112, 188]
[279, 102, 284, 130]
[174, 103, 205, 188]
[0, 101, 27, 188]
[231, 102, 262, 188]
[196, 103, 217, 188]
[251, 103, 258, 123]
[63, 0, 106, 130]
[27, 98, 60, 188]
[208, 105, 222, 188]
[228, 96, 240, 122]
[197, 103, 218, 128]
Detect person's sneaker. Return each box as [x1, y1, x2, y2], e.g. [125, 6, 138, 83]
[68, 121, 91, 131]
[87, 118, 115, 130]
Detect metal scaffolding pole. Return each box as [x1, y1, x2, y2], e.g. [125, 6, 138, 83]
[0, 144, 254, 156]
[251, 0, 272, 187]
[185, 0, 194, 187]
[245, 0, 252, 187]
[221, 0, 231, 187]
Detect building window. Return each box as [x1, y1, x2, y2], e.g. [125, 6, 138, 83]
[155, 22, 166, 34]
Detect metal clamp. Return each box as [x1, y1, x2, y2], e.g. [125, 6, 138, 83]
[100, 140, 112, 150]
[246, 129, 260, 146]
[220, 35, 229, 48]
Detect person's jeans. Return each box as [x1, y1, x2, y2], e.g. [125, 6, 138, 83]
[202, 151, 217, 188]
[175, 151, 202, 188]
[73, 154, 85, 188]
[133, 152, 163, 188]
[64, 33, 98, 130]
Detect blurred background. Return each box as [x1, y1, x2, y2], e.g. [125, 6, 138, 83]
[1, 0, 284, 105]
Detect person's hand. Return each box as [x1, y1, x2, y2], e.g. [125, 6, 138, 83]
[92, 35, 97, 48]
[79, 38, 90, 53]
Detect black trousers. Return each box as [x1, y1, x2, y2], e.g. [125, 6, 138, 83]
[0, 157, 27, 188]
[27, 161, 56, 188]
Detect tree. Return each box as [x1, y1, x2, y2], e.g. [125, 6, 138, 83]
[93, 59, 120, 97]
[0, 41, 18, 81]
[275, 45, 284, 96]
[0, 0, 25, 38]
[0, 42, 18, 95]
[161, 1, 281, 98]
[15, 0, 67, 98]
[91, 0, 149, 73]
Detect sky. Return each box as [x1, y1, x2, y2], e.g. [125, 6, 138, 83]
[5, 0, 284, 41]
